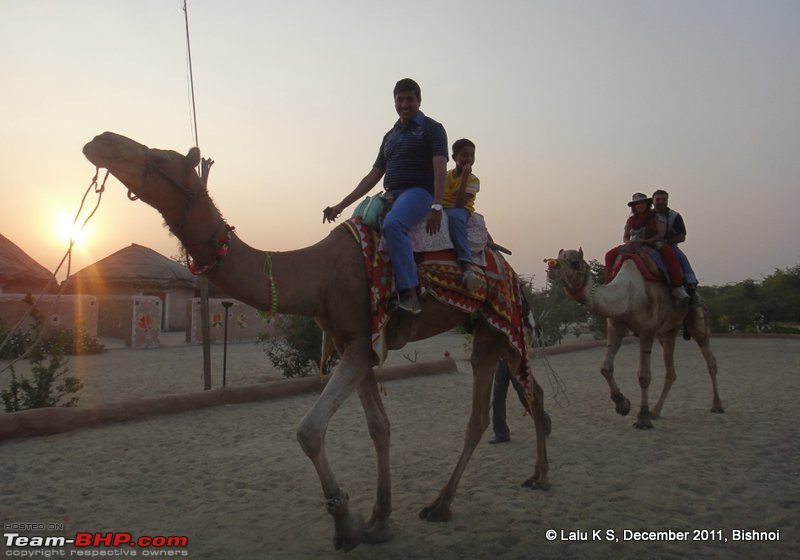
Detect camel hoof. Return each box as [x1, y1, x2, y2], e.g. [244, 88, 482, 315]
[613, 395, 631, 416]
[363, 521, 393, 544]
[419, 503, 452, 522]
[711, 405, 725, 414]
[332, 513, 365, 551]
[521, 476, 551, 490]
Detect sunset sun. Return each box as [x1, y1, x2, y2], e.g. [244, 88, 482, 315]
[54, 212, 90, 246]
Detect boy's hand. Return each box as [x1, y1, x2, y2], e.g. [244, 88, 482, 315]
[460, 163, 472, 178]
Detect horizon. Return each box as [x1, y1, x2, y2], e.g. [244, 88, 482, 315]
[2, 1, 798, 289]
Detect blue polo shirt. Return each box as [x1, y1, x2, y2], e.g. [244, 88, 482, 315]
[374, 111, 448, 194]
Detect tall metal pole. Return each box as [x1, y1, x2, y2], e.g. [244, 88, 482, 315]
[183, 0, 211, 391]
[221, 301, 233, 388]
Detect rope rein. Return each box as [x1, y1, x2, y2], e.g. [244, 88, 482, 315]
[0, 169, 109, 375]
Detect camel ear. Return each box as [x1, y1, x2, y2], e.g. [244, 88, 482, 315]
[578, 247, 583, 259]
[186, 147, 201, 168]
[558, 249, 565, 258]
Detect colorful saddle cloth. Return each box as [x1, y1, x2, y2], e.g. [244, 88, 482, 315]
[340, 217, 534, 401]
[609, 245, 669, 284]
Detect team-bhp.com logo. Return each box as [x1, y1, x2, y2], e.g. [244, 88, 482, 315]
[5, 531, 188, 549]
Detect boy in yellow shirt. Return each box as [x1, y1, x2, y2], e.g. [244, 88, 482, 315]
[443, 138, 481, 292]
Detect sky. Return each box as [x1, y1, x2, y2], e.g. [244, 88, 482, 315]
[2, 0, 798, 288]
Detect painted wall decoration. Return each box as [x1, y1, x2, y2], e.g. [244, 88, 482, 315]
[188, 299, 277, 344]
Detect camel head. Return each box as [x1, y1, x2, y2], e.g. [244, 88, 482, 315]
[83, 132, 208, 238]
[544, 248, 590, 299]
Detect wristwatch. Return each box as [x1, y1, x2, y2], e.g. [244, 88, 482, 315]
[431, 203, 443, 211]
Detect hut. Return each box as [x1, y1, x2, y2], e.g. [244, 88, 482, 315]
[62, 244, 196, 333]
[0, 233, 57, 295]
[0, 233, 98, 337]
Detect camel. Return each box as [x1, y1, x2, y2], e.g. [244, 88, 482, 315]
[547, 248, 724, 429]
[82, 131, 549, 552]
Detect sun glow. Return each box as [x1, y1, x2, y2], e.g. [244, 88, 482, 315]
[54, 212, 89, 246]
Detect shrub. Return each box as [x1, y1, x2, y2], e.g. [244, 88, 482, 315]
[1, 339, 83, 412]
[259, 316, 336, 378]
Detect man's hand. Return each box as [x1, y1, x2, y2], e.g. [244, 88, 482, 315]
[323, 204, 343, 223]
[426, 209, 442, 234]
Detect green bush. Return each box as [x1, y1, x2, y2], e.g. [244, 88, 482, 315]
[2, 343, 83, 412]
[259, 316, 336, 378]
[0, 296, 95, 411]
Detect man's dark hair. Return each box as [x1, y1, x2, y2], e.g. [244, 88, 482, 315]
[652, 189, 669, 198]
[452, 138, 476, 156]
[393, 78, 421, 101]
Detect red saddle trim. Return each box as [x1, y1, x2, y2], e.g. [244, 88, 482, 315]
[611, 252, 662, 283]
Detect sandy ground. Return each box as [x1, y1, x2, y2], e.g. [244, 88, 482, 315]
[1, 334, 799, 559]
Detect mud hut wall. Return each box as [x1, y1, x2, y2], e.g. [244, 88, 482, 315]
[0, 294, 98, 336]
[188, 299, 277, 344]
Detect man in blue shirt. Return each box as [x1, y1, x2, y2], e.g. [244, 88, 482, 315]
[324, 78, 448, 314]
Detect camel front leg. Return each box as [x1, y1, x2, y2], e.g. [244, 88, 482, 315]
[419, 326, 499, 522]
[652, 330, 678, 419]
[356, 372, 393, 544]
[634, 333, 655, 429]
[601, 320, 630, 416]
[296, 338, 373, 551]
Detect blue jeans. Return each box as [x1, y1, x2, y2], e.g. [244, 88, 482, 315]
[673, 246, 697, 285]
[382, 187, 432, 291]
[444, 207, 472, 264]
[492, 360, 528, 440]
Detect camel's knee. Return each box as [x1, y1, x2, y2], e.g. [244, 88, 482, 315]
[637, 375, 651, 389]
[296, 417, 324, 458]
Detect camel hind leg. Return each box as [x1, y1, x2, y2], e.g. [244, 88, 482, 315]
[419, 324, 550, 522]
[520, 368, 550, 489]
[686, 303, 725, 413]
[633, 332, 656, 429]
[419, 323, 499, 522]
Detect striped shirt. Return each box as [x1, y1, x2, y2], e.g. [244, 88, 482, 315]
[373, 111, 448, 193]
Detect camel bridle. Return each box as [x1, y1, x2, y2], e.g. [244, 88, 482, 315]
[125, 153, 231, 274]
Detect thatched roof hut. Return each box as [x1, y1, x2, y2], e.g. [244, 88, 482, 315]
[62, 244, 196, 331]
[62, 244, 195, 293]
[0, 233, 57, 294]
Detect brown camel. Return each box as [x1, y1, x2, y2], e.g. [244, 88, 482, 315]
[82, 131, 549, 552]
[547, 248, 724, 429]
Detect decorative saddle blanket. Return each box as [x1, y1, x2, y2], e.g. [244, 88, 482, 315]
[609, 245, 670, 284]
[352, 192, 489, 265]
[377, 211, 489, 267]
[340, 217, 535, 402]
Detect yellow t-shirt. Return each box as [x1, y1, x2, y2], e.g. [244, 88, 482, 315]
[443, 169, 480, 213]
